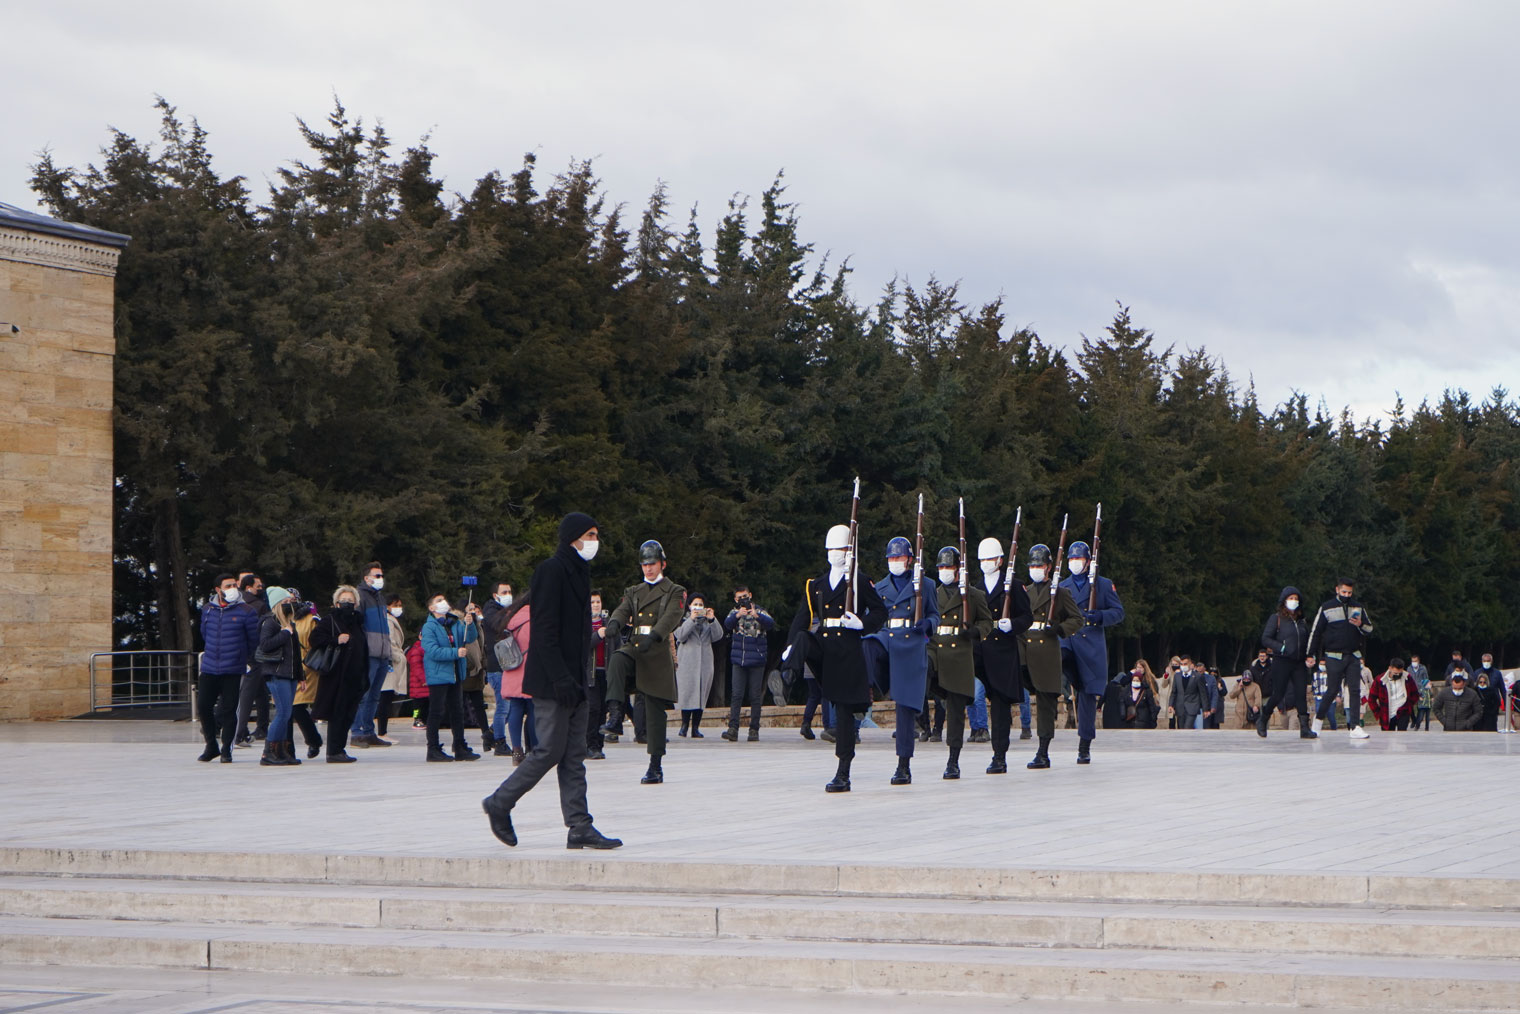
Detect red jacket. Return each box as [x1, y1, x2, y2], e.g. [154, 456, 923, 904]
[1368, 670, 1418, 729]
[406, 640, 428, 699]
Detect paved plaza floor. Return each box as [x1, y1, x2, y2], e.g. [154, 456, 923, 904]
[1, 719, 1516, 877]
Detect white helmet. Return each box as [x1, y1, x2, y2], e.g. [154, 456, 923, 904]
[825, 525, 851, 550]
[977, 537, 1003, 561]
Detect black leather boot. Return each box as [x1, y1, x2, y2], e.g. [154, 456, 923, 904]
[259, 743, 278, 766]
[1299, 716, 1318, 739]
[1256, 708, 1270, 738]
[641, 758, 664, 784]
[891, 757, 912, 785]
[943, 745, 961, 780]
[690, 710, 704, 738]
[198, 743, 219, 762]
[986, 752, 1008, 774]
[1077, 738, 1091, 765]
[601, 700, 623, 737]
[1019, 727, 1032, 740]
[1027, 738, 1051, 769]
[825, 757, 852, 792]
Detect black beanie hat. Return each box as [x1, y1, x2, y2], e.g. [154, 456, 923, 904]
[558, 512, 598, 546]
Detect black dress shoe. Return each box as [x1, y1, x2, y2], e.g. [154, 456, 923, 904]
[825, 775, 851, 792]
[1027, 755, 1050, 770]
[800, 726, 816, 740]
[641, 762, 663, 784]
[426, 748, 454, 762]
[198, 745, 219, 762]
[890, 760, 912, 785]
[942, 763, 960, 780]
[986, 756, 1008, 774]
[326, 752, 357, 763]
[307, 738, 323, 759]
[567, 825, 623, 850]
[481, 798, 516, 847]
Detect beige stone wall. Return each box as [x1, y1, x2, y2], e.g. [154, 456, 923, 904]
[0, 230, 119, 720]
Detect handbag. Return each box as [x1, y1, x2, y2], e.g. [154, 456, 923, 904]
[303, 617, 340, 674]
[494, 623, 525, 671]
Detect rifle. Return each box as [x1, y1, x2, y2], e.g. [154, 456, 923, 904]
[1088, 502, 1103, 612]
[1047, 512, 1069, 624]
[958, 496, 969, 625]
[911, 493, 925, 624]
[844, 476, 861, 615]
[1001, 506, 1022, 620]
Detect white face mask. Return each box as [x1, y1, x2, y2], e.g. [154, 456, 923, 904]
[1285, 598, 1300, 611]
[980, 559, 1000, 575]
[938, 568, 957, 585]
[1069, 560, 1087, 575]
[495, 594, 513, 607]
[222, 588, 241, 603]
[577, 539, 599, 561]
[887, 560, 908, 576]
[828, 549, 848, 567]
[389, 606, 403, 618]
[1028, 567, 1046, 583]
[1452, 687, 1465, 696]
[430, 601, 450, 616]
[1132, 680, 1142, 688]
[370, 576, 384, 591]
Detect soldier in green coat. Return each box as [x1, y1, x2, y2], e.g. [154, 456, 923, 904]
[929, 545, 993, 780]
[1019, 543, 1083, 770]
[605, 540, 687, 785]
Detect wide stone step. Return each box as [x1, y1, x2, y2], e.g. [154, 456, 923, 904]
[1, 915, 1517, 1011]
[5, 846, 1516, 910]
[5, 875, 1520, 959]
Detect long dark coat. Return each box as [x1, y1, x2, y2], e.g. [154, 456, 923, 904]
[1019, 581, 1083, 694]
[977, 577, 1034, 699]
[787, 570, 887, 708]
[931, 583, 993, 697]
[308, 608, 369, 721]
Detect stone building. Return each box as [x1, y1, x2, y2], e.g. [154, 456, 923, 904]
[0, 202, 128, 720]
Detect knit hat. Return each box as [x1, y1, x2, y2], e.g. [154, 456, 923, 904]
[558, 512, 598, 546]
[266, 587, 291, 609]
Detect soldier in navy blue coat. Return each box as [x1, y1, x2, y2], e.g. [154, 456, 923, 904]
[861, 536, 938, 786]
[1058, 541, 1125, 765]
[784, 525, 887, 792]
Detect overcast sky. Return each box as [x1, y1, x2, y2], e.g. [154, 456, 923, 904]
[9, 1, 1518, 420]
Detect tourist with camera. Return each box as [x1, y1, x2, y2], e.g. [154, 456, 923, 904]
[722, 585, 774, 741]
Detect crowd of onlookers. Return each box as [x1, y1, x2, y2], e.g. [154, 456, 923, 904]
[192, 564, 1517, 766]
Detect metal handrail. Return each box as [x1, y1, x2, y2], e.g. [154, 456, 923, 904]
[88, 650, 198, 712]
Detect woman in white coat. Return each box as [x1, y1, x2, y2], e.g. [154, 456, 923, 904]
[675, 593, 724, 738]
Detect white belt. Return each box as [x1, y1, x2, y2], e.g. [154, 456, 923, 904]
[885, 618, 912, 629]
[822, 618, 846, 629]
[635, 625, 655, 635]
[935, 625, 962, 637]
[1028, 621, 1048, 632]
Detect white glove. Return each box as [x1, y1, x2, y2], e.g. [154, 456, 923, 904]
[840, 611, 864, 630]
[996, 618, 1012, 633]
[781, 645, 792, 662]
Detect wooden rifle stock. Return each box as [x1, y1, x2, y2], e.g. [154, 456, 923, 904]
[958, 497, 969, 625]
[1001, 506, 1022, 621]
[911, 493, 925, 625]
[1088, 502, 1103, 612]
[1047, 512, 1069, 624]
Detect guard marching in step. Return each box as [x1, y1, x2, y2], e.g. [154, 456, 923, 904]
[1019, 540, 1084, 769]
[974, 530, 1034, 774]
[1058, 517, 1124, 765]
[929, 542, 993, 779]
[862, 530, 938, 786]
[783, 523, 886, 792]
[603, 540, 687, 785]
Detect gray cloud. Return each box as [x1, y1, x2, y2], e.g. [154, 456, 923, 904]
[8, 0, 1517, 419]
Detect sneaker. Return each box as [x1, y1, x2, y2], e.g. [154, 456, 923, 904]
[412, 719, 426, 729]
[1349, 725, 1370, 740]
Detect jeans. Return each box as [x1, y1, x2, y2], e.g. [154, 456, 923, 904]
[969, 678, 988, 730]
[507, 698, 538, 752]
[1192, 712, 1205, 730]
[267, 678, 295, 743]
[727, 664, 765, 731]
[351, 655, 389, 737]
[487, 672, 507, 741]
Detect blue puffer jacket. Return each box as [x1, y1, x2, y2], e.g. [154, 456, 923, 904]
[724, 606, 775, 667]
[421, 613, 478, 686]
[200, 599, 261, 675]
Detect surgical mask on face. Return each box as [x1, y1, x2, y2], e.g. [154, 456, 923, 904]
[939, 568, 957, 585]
[370, 576, 385, 591]
[495, 594, 513, 607]
[1069, 560, 1087, 575]
[980, 559, 1000, 576]
[827, 549, 848, 567]
[389, 606, 403, 618]
[577, 539, 599, 561]
[1452, 687, 1465, 696]
[1028, 567, 1046, 583]
[430, 600, 450, 616]
[1132, 679, 1142, 688]
[887, 560, 908, 576]
[1285, 598, 1299, 611]
[222, 588, 241, 604]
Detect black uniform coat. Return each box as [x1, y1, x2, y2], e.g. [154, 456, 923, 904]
[1019, 581, 1083, 694]
[977, 576, 1034, 698]
[931, 583, 993, 697]
[787, 570, 887, 708]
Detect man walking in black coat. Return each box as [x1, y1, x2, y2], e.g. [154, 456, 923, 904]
[482, 513, 621, 850]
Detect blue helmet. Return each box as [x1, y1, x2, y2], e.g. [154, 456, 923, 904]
[1068, 541, 1091, 560]
[885, 536, 913, 559]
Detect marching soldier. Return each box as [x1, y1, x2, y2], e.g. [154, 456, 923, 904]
[1058, 541, 1125, 764]
[929, 546, 993, 779]
[973, 537, 1034, 774]
[783, 525, 887, 792]
[862, 537, 938, 785]
[604, 540, 687, 785]
[1019, 544, 1084, 769]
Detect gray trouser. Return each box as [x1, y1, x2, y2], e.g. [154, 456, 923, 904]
[487, 697, 591, 830]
